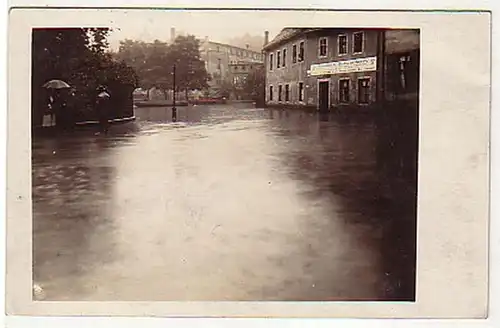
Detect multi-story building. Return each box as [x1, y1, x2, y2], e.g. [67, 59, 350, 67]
[263, 28, 419, 111]
[227, 61, 264, 99]
[199, 38, 264, 95]
[383, 30, 420, 102]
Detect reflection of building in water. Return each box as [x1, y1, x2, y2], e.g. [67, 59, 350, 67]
[262, 28, 420, 111]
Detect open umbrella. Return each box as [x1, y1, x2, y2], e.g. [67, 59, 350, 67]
[43, 79, 71, 89]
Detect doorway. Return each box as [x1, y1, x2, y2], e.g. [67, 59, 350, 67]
[318, 80, 329, 112]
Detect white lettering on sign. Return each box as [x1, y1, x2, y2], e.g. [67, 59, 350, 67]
[309, 56, 377, 76]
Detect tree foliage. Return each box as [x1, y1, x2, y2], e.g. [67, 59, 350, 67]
[32, 28, 139, 126]
[116, 34, 210, 97]
[242, 65, 266, 103]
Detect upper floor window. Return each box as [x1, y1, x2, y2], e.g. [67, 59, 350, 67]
[216, 46, 220, 52]
[298, 41, 305, 62]
[277, 50, 281, 68]
[282, 48, 287, 67]
[319, 37, 328, 57]
[292, 44, 297, 63]
[217, 58, 221, 70]
[269, 53, 274, 70]
[338, 34, 348, 55]
[353, 32, 364, 53]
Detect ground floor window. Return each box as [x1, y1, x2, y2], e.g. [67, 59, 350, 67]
[339, 79, 350, 103]
[285, 84, 290, 102]
[278, 85, 283, 101]
[358, 78, 370, 104]
[298, 82, 304, 101]
[269, 86, 273, 101]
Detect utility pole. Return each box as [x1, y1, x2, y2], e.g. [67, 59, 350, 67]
[172, 64, 177, 122]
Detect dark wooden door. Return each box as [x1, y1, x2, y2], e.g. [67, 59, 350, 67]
[318, 81, 329, 112]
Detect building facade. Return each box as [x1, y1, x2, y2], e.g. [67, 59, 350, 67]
[227, 61, 264, 99]
[383, 30, 420, 102]
[263, 28, 419, 111]
[200, 39, 264, 95]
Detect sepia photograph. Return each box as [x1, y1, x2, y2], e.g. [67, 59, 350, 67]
[31, 23, 419, 302]
[6, 8, 490, 318]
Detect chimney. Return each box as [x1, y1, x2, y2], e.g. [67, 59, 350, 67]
[264, 31, 269, 45]
[170, 27, 176, 43]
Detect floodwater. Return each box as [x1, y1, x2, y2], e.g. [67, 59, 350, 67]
[32, 104, 417, 301]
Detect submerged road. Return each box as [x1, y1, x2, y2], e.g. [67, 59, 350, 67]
[32, 104, 417, 301]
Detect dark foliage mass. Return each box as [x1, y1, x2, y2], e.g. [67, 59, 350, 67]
[115, 35, 210, 99]
[32, 28, 139, 126]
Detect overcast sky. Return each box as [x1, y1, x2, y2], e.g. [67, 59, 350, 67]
[105, 10, 291, 49]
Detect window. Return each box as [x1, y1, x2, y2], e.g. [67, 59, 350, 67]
[217, 58, 221, 70]
[234, 66, 238, 71]
[282, 48, 287, 67]
[298, 82, 304, 101]
[278, 85, 283, 101]
[292, 44, 297, 63]
[277, 50, 281, 68]
[216, 46, 220, 52]
[339, 79, 350, 103]
[358, 78, 370, 104]
[269, 53, 274, 70]
[269, 86, 273, 101]
[319, 37, 328, 57]
[298, 41, 305, 62]
[338, 34, 347, 55]
[397, 54, 414, 92]
[285, 84, 290, 101]
[353, 32, 364, 53]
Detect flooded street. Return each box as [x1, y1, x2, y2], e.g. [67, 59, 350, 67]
[32, 104, 417, 301]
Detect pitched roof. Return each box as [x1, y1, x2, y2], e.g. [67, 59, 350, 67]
[263, 28, 307, 51]
[263, 27, 366, 51]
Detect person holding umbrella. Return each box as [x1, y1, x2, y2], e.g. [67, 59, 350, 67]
[95, 85, 111, 135]
[42, 79, 71, 129]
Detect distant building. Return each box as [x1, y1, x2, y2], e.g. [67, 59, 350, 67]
[262, 28, 420, 111]
[199, 37, 264, 95]
[227, 61, 264, 100]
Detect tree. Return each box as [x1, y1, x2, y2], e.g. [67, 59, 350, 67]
[115, 39, 169, 97]
[31, 28, 139, 127]
[115, 34, 211, 101]
[167, 35, 210, 99]
[242, 65, 266, 105]
[217, 78, 235, 99]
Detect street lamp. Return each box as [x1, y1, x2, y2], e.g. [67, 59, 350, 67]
[172, 64, 177, 122]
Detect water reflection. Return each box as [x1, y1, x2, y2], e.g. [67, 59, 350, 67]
[33, 104, 417, 301]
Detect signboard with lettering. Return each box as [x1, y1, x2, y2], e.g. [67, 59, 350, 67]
[309, 56, 377, 76]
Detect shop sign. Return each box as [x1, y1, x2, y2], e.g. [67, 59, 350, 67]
[309, 56, 377, 76]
